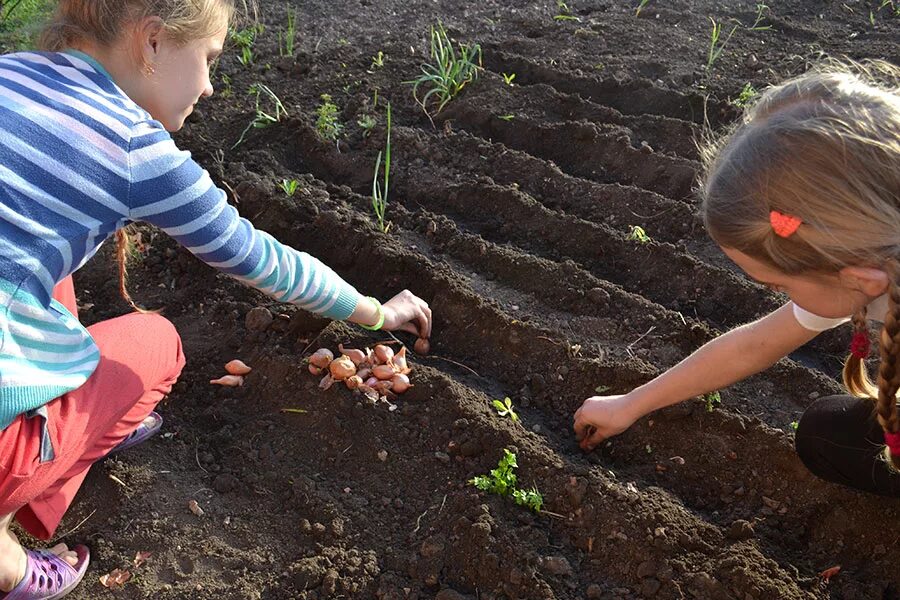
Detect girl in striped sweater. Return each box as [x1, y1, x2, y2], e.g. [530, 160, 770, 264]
[0, 1, 433, 597]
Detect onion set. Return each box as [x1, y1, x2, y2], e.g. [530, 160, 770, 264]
[305, 341, 421, 401]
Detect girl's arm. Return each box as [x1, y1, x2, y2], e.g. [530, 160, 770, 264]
[574, 302, 820, 449]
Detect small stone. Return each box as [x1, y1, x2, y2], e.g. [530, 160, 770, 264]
[808, 391, 820, 400]
[587, 287, 610, 305]
[312, 522, 326, 534]
[300, 519, 311, 533]
[726, 519, 755, 541]
[377, 450, 388, 462]
[434, 451, 451, 464]
[586, 583, 604, 599]
[245, 307, 274, 332]
[540, 555, 573, 576]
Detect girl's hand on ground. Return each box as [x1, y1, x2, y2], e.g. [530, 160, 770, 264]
[381, 290, 432, 338]
[573, 394, 640, 451]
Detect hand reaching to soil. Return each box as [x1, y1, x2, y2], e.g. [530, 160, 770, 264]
[573, 395, 639, 451]
[381, 289, 433, 339]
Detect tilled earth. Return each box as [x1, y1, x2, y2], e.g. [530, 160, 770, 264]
[28, 1, 900, 598]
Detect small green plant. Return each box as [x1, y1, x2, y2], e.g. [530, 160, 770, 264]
[370, 51, 385, 70]
[497, 114, 515, 121]
[501, 72, 516, 85]
[635, 0, 651, 16]
[407, 22, 483, 117]
[316, 94, 344, 142]
[357, 114, 377, 136]
[730, 82, 758, 108]
[554, 0, 581, 21]
[706, 4, 770, 73]
[230, 26, 259, 66]
[492, 397, 519, 422]
[371, 103, 392, 233]
[280, 178, 299, 196]
[789, 420, 799, 431]
[704, 391, 722, 413]
[626, 225, 651, 244]
[470, 449, 544, 513]
[220, 73, 233, 98]
[278, 8, 296, 57]
[232, 84, 288, 148]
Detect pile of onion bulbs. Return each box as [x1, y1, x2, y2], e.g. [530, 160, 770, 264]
[308, 343, 412, 400]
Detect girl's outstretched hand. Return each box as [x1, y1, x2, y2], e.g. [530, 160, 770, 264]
[381, 289, 432, 339]
[573, 394, 640, 451]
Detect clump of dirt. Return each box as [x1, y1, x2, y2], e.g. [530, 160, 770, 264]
[27, 1, 900, 598]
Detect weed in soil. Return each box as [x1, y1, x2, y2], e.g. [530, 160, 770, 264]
[470, 449, 543, 513]
[408, 22, 483, 117]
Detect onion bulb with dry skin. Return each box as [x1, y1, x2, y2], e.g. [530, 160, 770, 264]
[356, 367, 372, 381]
[393, 347, 410, 375]
[309, 364, 323, 376]
[372, 365, 395, 381]
[210, 375, 244, 387]
[414, 338, 430, 355]
[338, 344, 367, 366]
[309, 348, 334, 369]
[365, 376, 379, 388]
[391, 373, 411, 393]
[224, 359, 252, 375]
[345, 375, 363, 390]
[374, 344, 394, 365]
[329, 355, 356, 381]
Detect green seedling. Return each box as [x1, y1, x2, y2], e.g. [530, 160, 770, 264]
[706, 4, 770, 73]
[492, 397, 519, 422]
[371, 103, 392, 233]
[230, 26, 259, 66]
[704, 391, 722, 413]
[730, 82, 758, 108]
[407, 22, 483, 117]
[497, 114, 515, 121]
[316, 94, 344, 142]
[635, 0, 651, 16]
[594, 385, 611, 394]
[626, 225, 651, 244]
[357, 114, 377, 136]
[790, 420, 799, 431]
[370, 51, 385, 70]
[470, 449, 544, 513]
[232, 84, 288, 148]
[278, 8, 296, 57]
[554, 0, 581, 21]
[501, 72, 516, 85]
[280, 178, 299, 196]
[220, 73, 233, 98]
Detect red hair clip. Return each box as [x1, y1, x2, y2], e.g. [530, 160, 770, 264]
[770, 210, 802, 238]
[885, 430, 900, 455]
[850, 331, 871, 359]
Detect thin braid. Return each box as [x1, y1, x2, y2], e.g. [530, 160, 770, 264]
[876, 259, 900, 470]
[842, 306, 876, 397]
[115, 227, 152, 314]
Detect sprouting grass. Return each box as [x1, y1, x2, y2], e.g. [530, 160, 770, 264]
[704, 391, 722, 413]
[370, 51, 385, 70]
[278, 8, 296, 57]
[407, 22, 482, 117]
[371, 103, 392, 234]
[230, 25, 260, 66]
[706, 4, 770, 73]
[315, 94, 344, 142]
[497, 114, 515, 121]
[232, 84, 288, 148]
[469, 449, 544, 513]
[0, 0, 53, 51]
[501, 72, 516, 85]
[554, 0, 581, 21]
[280, 179, 299, 196]
[729, 82, 758, 108]
[634, 0, 651, 17]
[357, 114, 377, 136]
[626, 225, 651, 244]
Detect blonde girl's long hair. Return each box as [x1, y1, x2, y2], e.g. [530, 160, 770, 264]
[699, 60, 900, 468]
[39, 0, 254, 312]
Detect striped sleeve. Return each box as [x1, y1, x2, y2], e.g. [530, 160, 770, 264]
[124, 119, 362, 320]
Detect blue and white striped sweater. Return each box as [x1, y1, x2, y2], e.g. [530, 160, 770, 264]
[0, 50, 362, 431]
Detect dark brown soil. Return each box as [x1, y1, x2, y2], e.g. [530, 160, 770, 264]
[24, 1, 900, 599]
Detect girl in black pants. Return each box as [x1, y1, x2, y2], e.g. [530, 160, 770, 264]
[573, 60, 900, 498]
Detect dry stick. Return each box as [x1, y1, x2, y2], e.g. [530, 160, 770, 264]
[626, 326, 656, 351]
[428, 354, 480, 377]
[194, 444, 209, 474]
[51, 509, 97, 544]
[540, 509, 567, 520]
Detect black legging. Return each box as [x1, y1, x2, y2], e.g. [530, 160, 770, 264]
[795, 395, 900, 497]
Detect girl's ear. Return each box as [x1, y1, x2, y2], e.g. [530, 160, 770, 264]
[136, 16, 165, 63]
[839, 265, 890, 297]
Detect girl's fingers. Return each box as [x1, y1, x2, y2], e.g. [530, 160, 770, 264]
[397, 321, 419, 336]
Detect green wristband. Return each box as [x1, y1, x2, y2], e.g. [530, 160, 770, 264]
[359, 296, 385, 331]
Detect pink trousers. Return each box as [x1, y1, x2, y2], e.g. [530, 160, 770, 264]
[0, 277, 185, 539]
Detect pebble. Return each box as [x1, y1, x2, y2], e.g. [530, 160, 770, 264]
[245, 307, 274, 332]
[539, 555, 573, 576]
[587, 287, 611, 305]
[435, 451, 451, 464]
[726, 519, 755, 541]
[377, 450, 388, 462]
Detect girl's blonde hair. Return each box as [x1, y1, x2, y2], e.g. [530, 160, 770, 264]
[700, 60, 900, 469]
[39, 0, 252, 313]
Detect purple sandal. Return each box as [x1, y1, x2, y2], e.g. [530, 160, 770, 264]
[110, 411, 163, 455]
[1, 545, 89, 600]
